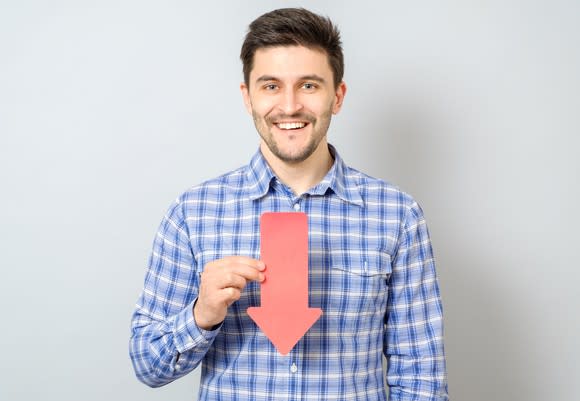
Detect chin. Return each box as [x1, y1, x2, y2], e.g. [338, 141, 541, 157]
[274, 145, 317, 164]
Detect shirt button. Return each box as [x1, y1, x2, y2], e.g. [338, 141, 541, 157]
[290, 363, 298, 373]
[293, 203, 300, 211]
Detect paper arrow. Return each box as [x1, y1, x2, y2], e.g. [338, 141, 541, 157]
[247, 212, 322, 355]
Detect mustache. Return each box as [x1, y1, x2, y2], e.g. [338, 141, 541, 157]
[265, 113, 316, 125]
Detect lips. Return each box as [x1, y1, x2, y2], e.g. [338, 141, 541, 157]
[275, 122, 308, 130]
[266, 113, 315, 131]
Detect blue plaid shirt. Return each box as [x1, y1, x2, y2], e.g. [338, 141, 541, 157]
[130, 146, 448, 400]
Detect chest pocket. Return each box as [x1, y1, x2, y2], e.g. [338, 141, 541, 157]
[323, 251, 391, 316]
[336, 251, 391, 276]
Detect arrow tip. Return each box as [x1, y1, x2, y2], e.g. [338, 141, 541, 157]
[247, 306, 322, 355]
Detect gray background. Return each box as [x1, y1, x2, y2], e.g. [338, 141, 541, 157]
[1, 0, 578, 400]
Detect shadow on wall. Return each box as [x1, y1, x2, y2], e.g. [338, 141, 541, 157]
[364, 90, 534, 401]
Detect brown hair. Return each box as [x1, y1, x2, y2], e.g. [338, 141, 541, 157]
[240, 8, 344, 88]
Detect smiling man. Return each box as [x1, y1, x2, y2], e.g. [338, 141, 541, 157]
[130, 8, 448, 401]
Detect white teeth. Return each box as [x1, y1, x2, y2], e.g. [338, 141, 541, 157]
[277, 122, 306, 130]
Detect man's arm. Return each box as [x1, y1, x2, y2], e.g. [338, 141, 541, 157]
[129, 199, 265, 387]
[384, 201, 449, 401]
[129, 200, 215, 387]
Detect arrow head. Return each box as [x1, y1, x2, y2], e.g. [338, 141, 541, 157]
[247, 306, 322, 355]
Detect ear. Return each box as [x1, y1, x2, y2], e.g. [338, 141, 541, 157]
[240, 82, 253, 115]
[332, 81, 347, 115]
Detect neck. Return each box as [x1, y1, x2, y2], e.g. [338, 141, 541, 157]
[261, 140, 334, 196]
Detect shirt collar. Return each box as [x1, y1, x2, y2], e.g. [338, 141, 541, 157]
[245, 144, 364, 207]
[245, 149, 277, 200]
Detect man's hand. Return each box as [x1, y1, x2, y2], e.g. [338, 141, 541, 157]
[193, 256, 265, 330]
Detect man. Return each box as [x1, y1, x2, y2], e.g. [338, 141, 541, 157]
[130, 7, 448, 401]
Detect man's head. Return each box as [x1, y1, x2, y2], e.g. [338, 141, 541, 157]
[240, 8, 344, 89]
[240, 8, 347, 167]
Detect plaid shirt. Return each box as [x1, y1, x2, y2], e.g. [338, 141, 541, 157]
[130, 146, 448, 400]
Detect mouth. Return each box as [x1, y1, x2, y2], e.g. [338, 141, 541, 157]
[274, 121, 309, 130]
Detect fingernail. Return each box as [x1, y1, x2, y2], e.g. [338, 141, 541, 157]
[258, 261, 266, 270]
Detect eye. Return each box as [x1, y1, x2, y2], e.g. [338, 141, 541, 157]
[263, 83, 279, 91]
[302, 82, 317, 90]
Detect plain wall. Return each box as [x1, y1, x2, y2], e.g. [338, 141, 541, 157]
[1, 1, 578, 400]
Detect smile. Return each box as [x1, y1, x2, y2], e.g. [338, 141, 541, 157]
[275, 122, 308, 130]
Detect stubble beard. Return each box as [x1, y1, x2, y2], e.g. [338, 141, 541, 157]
[253, 109, 333, 164]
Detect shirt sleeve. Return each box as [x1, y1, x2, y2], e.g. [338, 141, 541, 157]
[384, 201, 449, 400]
[129, 198, 219, 387]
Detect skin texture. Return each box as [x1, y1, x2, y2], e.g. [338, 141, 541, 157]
[193, 45, 347, 330]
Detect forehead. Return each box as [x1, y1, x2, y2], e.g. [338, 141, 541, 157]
[250, 46, 332, 83]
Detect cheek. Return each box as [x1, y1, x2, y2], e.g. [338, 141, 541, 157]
[310, 96, 336, 115]
[251, 98, 276, 118]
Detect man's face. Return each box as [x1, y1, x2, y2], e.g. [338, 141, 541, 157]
[241, 46, 346, 165]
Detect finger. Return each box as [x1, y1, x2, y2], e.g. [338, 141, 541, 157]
[218, 287, 241, 306]
[221, 256, 265, 271]
[226, 264, 265, 283]
[210, 257, 265, 282]
[217, 271, 248, 290]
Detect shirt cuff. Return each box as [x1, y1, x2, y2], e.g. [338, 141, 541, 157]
[172, 300, 222, 353]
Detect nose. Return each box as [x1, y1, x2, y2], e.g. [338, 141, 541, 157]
[279, 87, 303, 115]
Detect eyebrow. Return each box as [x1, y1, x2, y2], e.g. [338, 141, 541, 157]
[254, 74, 327, 84]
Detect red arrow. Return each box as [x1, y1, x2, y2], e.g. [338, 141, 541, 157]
[247, 212, 322, 355]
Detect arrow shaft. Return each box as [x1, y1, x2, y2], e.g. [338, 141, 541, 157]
[260, 212, 310, 309]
